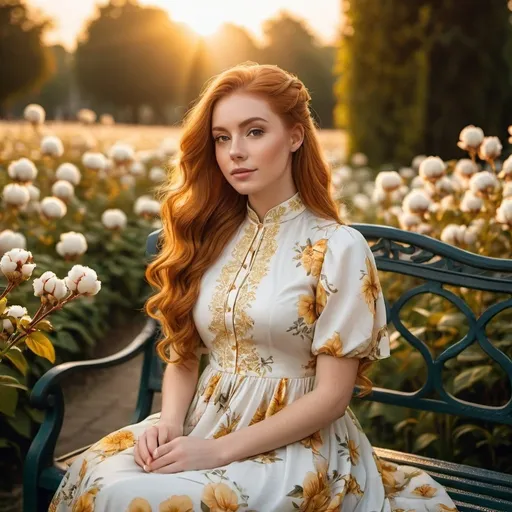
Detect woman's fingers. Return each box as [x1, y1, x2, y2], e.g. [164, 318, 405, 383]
[136, 431, 151, 465]
[145, 425, 160, 463]
[157, 425, 168, 448]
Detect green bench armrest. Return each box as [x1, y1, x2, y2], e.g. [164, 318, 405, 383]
[30, 318, 157, 410]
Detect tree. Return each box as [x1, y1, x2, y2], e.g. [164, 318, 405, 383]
[261, 11, 337, 128]
[335, 0, 512, 165]
[0, 0, 54, 114]
[75, 0, 193, 122]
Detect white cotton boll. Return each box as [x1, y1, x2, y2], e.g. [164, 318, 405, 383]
[478, 136, 502, 161]
[390, 185, 409, 202]
[0, 230, 26, 253]
[77, 108, 97, 125]
[498, 155, 512, 181]
[7, 158, 38, 182]
[27, 184, 40, 202]
[40, 196, 67, 220]
[134, 196, 160, 217]
[469, 171, 500, 197]
[454, 159, 478, 180]
[0, 248, 36, 282]
[56, 231, 88, 258]
[362, 182, 375, 197]
[102, 209, 127, 230]
[82, 152, 107, 171]
[398, 212, 421, 231]
[159, 137, 179, 157]
[56, 163, 81, 185]
[460, 192, 483, 213]
[416, 223, 433, 235]
[402, 190, 432, 215]
[129, 161, 146, 176]
[412, 155, 427, 171]
[120, 174, 136, 189]
[435, 176, 454, 195]
[441, 225, 477, 246]
[503, 182, 512, 198]
[2, 305, 30, 334]
[371, 187, 387, 205]
[458, 125, 484, 150]
[24, 104, 46, 125]
[2, 183, 30, 207]
[51, 180, 75, 202]
[496, 198, 512, 225]
[336, 165, 353, 182]
[398, 167, 416, 181]
[99, 113, 115, 125]
[33, 271, 68, 301]
[410, 176, 424, 189]
[419, 156, 446, 183]
[41, 136, 64, 158]
[65, 265, 101, 296]
[109, 142, 135, 164]
[149, 166, 167, 183]
[352, 193, 371, 211]
[351, 152, 368, 167]
[375, 171, 402, 193]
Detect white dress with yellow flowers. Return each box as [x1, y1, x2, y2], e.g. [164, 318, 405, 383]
[50, 192, 457, 512]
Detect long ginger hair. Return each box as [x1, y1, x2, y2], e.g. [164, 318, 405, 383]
[144, 62, 373, 395]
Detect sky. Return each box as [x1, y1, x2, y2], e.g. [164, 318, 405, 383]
[29, 0, 341, 50]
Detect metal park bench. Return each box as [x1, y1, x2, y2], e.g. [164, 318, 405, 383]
[23, 225, 512, 511]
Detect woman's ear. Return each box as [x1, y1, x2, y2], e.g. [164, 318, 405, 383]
[290, 124, 305, 153]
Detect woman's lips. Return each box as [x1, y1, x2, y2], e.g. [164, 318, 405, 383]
[232, 169, 256, 178]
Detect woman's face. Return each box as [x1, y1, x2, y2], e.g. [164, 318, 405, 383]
[211, 92, 303, 197]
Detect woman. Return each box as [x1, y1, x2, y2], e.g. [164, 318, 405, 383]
[50, 63, 457, 511]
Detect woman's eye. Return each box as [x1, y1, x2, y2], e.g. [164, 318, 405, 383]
[248, 128, 264, 137]
[214, 135, 229, 143]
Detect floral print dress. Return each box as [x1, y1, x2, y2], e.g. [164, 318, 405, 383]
[50, 192, 457, 512]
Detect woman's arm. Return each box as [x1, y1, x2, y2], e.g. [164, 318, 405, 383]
[159, 352, 201, 428]
[214, 354, 359, 464]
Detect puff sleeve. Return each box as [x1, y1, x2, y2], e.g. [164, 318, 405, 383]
[311, 227, 390, 361]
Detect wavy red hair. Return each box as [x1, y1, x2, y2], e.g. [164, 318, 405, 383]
[144, 62, 372, 395]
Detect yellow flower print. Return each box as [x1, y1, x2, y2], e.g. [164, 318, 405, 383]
[203, 373, 221, 403]
[298, 294, 318, 325]
[326, 493, 344, 512]
[248, 398, 268, 426]
[247, 449, 283, 464]
[159, 495, 194, 512]
[315, 282, 327, 316]
[347, 439, 360, 465]
[266, 378, 288, 417]
[436, 505, 457, 512]
[302, 357, 317, 372]
[381, 461, 407, 495]
[361, 256, 381, 315]
[94, 430, 135, 456]
[72, 492, 95, 512]
[128, 497, 152, 512]
[316, 332, 343, 358]
[201, 482, 240, 512]
[300, 430, 323, 454]
[300, 238, 328, 277]
[213, 412, 241, 439]
[78, 459, 88, 481]
[345, 475, 363, 496]
[411, 484, 438, 498]
[300, 465, 331, 511]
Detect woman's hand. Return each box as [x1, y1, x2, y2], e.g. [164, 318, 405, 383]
[134, 420, 183, 469]
[145, 436, 225, 474]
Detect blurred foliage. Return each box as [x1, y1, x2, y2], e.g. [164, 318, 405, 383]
[0, 0, 55, 111]
[336, 0, 512, 165]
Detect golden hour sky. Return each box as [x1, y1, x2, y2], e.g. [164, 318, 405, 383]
[29, 0, 341, 50]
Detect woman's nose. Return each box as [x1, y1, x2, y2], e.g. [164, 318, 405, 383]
[229, 137, 247, 160]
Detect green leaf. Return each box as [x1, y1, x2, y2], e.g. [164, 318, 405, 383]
[7, 408, 32, 438]
[25, 331, 56, 363]
[50, 330, 81, 354]
[413, 433, 439, 452]
[0, 375, 28, 391]
[3, 347, 29, 376]
[0, 386, 18, 417]
[453, 365, 493, 395]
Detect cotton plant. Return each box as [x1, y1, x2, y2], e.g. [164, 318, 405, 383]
[0, 248, 102, 391]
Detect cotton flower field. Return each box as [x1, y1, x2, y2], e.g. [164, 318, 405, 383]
[1, 106, 511, 481]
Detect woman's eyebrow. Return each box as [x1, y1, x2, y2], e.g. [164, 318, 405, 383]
[212, 117, 268, 133]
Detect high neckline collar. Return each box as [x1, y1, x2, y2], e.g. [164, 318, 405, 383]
[246, 191, 306, 225]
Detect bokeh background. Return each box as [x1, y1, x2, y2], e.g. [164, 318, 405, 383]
[1, 0, 512, 508]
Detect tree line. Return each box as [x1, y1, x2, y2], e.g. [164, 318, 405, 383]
[1, 0, 337, 127]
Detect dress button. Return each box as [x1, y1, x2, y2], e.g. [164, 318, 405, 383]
[230, 284, 236, 291]
[242, 264, 247, 269]
[227, 306, 232, 312]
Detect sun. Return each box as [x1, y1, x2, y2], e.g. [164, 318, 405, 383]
[146, 1, 231, 37]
